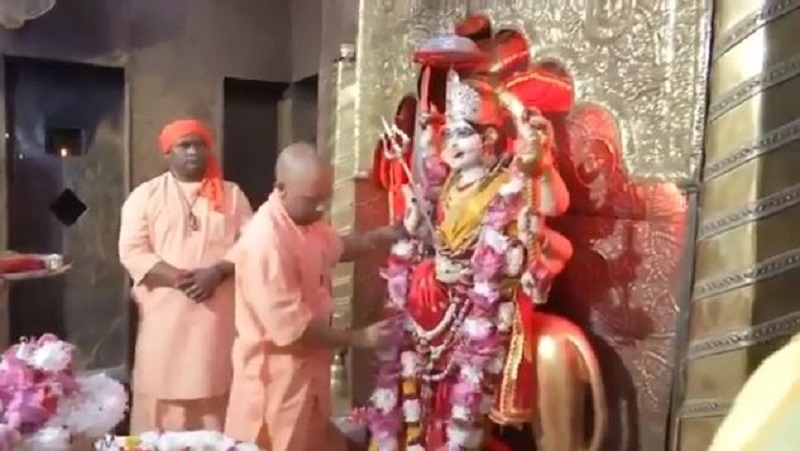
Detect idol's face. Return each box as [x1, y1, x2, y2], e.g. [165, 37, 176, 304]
[442, 120, 483, 171]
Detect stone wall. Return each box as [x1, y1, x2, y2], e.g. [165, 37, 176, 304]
[0, 0, 312, 366]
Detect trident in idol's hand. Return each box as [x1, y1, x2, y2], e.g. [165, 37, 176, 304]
[379, 116, 438, 243]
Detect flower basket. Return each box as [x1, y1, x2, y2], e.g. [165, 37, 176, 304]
[0, 334, 128, 450]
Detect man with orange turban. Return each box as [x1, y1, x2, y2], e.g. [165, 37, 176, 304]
[118, 118, 253, 433]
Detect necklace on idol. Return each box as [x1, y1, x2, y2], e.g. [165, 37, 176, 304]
[171, 174, 201, 231]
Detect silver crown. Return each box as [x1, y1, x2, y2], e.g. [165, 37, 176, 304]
[446, 69, 480, 123]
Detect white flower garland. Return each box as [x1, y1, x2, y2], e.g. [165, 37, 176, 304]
[97, 431, 259, 451]
[367, 173, 529, 450]
[0, 335, 129, 450]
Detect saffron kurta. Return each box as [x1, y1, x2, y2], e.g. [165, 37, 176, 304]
[119, 172, 252, 431]
[709, 333, 800, 451]
[225, 192, 345, 451]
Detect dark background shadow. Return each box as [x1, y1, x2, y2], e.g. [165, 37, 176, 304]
[5, 56, 127, 370]
[0, 0, 189, 62]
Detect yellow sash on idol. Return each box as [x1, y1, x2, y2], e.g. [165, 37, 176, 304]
[437, 170, 509, 254]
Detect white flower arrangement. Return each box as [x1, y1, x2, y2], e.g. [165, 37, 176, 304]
[0, 335, 129, 451]
[96, 431, 259, 451]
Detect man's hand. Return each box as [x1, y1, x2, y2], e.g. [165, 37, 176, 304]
[383, 221, 410, 243]
[142, 262, 185, 290]
[341, 222, 408, 262]
[176, 266, 224, 302]
[351, 317, 399, 349]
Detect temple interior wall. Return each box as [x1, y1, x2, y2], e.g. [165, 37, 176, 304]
[676, 1, 800, 449]
[5, 1, 798, 450]
[0, 0, 323, 372]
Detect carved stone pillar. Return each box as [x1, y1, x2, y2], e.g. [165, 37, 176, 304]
[674, 1, 800, 449]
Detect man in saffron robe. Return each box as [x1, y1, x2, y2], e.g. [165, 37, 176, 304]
[225, 142, 401, 451]
[709, 332, 800, 451]
[118, 118, 253, 433]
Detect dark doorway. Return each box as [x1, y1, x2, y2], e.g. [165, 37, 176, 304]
[290, 74, 319, 145]
[4, 57, 127, 370]
[223, 78, 286, 208]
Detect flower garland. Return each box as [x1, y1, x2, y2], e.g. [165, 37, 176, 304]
[361, 172, 528, 451]
[364, 240, 416, 451]
[0, 334, 128, 451]
[97, 431, 259, 450]
[445, 174, 524, 449]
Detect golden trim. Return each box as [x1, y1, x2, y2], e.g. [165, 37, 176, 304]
[678, 399, 732, 419]
[679, 2, 800, 449]
[687, 310, 800, 360]
[489, 306, 532, 425]
[489, 52, 528, 74]
[503, 71, 572, 92]
[707, 52, 800, 123]
[712, 0, 800, 61]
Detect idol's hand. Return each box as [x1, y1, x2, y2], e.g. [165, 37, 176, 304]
[515, 107, 551, 168]
[522, 107, 550, 132]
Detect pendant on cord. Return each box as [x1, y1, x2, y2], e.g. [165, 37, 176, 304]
[188, 212, 200, 231]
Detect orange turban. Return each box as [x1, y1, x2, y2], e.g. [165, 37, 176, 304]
[159, 119, 225, 212]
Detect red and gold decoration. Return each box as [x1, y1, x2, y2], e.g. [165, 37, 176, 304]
[363, 14, 608, 451]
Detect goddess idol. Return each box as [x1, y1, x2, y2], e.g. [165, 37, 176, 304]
[364, 15, 608, 451]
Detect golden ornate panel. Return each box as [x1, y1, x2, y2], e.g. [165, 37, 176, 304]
[348, 1, 712, 449]
[355, 0, 712, 183]
[327, 47, 359, 417]
[676, 1, 800, 450]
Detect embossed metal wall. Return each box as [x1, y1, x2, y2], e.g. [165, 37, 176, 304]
[342, 1, 713, 450]
[355, 0, 710, 181]
[328, 46, 358, 416]
[673, 1, 800, 450]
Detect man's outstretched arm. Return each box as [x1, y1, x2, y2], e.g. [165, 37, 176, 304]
[339, 222, 407, 262]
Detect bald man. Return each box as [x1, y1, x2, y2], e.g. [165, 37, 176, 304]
[225, 142, 401, 451]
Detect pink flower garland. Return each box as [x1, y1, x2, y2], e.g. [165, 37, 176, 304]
[446, 189, 520, 449]
[364, 241, 416, 451]
[0, 334, 129, 450]
[360, 172, 528, 451]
